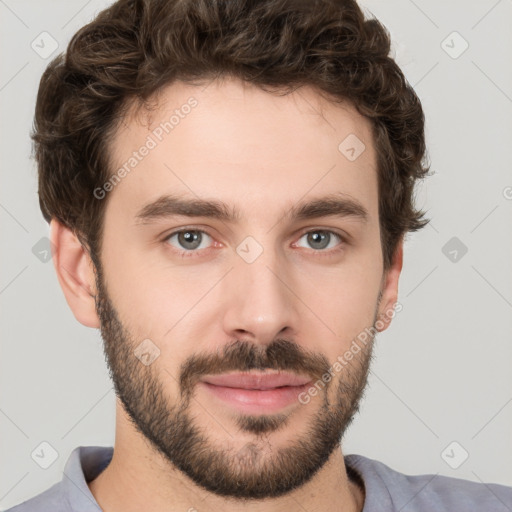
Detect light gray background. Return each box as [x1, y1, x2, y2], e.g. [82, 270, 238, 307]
[1, 0, 511, 509]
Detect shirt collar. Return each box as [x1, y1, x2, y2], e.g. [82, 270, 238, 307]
[61, 446, 113, 512]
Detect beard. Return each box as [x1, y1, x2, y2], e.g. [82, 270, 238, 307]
[93, 262, 378, 500]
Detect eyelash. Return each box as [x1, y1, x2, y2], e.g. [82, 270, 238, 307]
[162, 227, 347, 259]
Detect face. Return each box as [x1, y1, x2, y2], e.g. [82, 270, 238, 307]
[92, 77, 396, 499]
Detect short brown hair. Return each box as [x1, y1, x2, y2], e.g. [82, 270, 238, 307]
[32, 0, 431, 272]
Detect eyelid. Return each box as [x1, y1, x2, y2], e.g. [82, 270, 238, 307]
[161, 225, 217, 241]
[295, 226, 349, 243]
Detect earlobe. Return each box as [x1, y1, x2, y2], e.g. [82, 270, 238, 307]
[50, 218, 101, 328]
[376, 238, 404, 332]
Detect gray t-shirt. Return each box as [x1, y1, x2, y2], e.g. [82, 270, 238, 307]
[5, 445, 512, 511]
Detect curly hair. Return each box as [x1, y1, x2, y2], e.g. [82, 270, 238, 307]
[32, 0, 431, 273]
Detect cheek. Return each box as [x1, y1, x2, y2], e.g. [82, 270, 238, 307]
[103, 253, 215, 371]
[301, 251, 381, 331]
[100, 233, 173, 337]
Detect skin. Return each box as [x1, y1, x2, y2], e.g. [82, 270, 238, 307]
[51, 76, 403, 512]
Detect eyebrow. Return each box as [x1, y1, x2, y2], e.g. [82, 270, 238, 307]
[134, 193, 369, 225]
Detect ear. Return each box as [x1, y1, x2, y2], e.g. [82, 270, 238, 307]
[50, 218, 100, 328]
[375, 237, 404, 332]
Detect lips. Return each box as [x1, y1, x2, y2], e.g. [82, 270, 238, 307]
[200, 371, 312, 390]
[199, 372, 314, 414]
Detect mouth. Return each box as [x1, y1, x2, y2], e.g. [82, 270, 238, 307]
[198, 371, 313, 414]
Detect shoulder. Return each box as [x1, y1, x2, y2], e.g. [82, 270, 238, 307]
[3, 482, 70, 512]
[345, 453, 512, 511]
[3, 445, 111, 512]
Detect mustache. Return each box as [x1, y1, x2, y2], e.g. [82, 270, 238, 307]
[179, 339, 330, 397]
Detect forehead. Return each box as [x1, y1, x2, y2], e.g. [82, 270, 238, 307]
[105, 77, 379, 226]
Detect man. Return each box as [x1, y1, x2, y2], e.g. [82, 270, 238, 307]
[7, 0, 512, 510]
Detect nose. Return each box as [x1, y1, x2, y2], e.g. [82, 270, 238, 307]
[221, 246, 300, 346]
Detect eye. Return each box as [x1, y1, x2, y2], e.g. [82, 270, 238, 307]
[162, 227, 346, 259]
[294, 229, 345, 253]
[164, 229, 214, 256]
